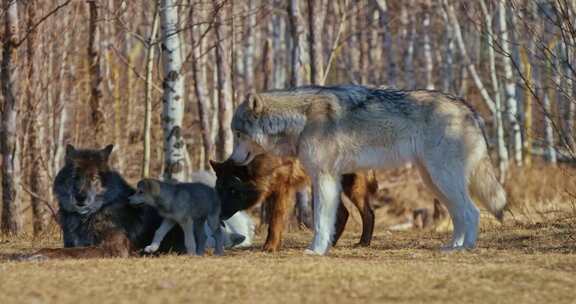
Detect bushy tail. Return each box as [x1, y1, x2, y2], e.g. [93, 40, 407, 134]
[366, 170, 379, 195]
[469, 156, 507, 221]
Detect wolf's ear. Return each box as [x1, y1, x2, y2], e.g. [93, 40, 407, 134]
[246, 93, 264, 115]
[100, 144, 114, 161]
[209, 160, 221, 172]
[65, 144, 76, 159]
[146, 179, 161, 195]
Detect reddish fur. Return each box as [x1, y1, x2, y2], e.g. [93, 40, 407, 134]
[212, 154, 377, 252]
[31, 229, 133, 259]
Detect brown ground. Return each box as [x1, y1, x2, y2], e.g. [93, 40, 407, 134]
[1, 163, 574, 304]
[1, 214, 575, 304]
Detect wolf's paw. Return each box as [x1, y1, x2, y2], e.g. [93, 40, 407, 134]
[144, 244, 159, 253]
[303, 248, 325, 256]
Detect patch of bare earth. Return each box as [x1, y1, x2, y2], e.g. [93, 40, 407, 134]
[1, 215, 575, 304]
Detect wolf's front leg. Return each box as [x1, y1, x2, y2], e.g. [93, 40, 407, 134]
[306, 173, 341, 255]
[207, 215, 224, 256]
[145, 219, 176, 253]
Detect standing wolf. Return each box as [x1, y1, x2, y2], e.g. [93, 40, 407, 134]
[229, 85, 507, 255]
[129, 179, 224, 256]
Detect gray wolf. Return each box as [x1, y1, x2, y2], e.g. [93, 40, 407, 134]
[229, 85, 507, 255]
[53, 144, 185, 253]
[129, 178, 224, 256]
[210, 154, 377, 252]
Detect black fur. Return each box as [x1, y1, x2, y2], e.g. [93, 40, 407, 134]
[53, 148, 185, 254]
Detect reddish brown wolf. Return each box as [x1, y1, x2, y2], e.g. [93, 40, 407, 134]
[211, 154, 378, 252]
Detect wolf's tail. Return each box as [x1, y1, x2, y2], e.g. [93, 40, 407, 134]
[367, 170, 379, 195]
[469, 155, 507, 221]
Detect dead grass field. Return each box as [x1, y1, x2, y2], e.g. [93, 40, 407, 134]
[1, 215, 575, 304]
[1, 164, 574, 304]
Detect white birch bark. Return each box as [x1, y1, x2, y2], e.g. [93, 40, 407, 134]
[1, 0, 22, 235]
[444, 0, 496, 114]
[423, 0, 434, 90]
[375, 0, 396, 87]
[142, 4, 159, 178]
[160, 0, 187, 181]
[498, 0, 522, 165]
[480, 0, 508, 181]
[440, 4, 454, 92]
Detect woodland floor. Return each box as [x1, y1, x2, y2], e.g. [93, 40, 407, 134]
[0, 214, 575, 304]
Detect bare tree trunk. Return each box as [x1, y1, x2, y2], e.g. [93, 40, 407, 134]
[87, 0, 104, 145]
[190, 3, 213, 169]
[306, 0, 325, 85]
[440, 3, 454, 93]
[499, 0, 522, 165]
[480, 0, 508, 181]
[401, 1, 415, 89]
[271, 0, 286, 89]
[422, 0, 434, 90]
[375, 0, 395, 87]
[214, 1, 234, 160]
[243, 0, 256, 93]
[444, 0, 496, 114]
[25, 0, 48, 236]
[142, 4, 159, 178]
[160, 0, 187, 181]
[1, 0, 23, 235]
[520, 48, 533, 166]
[288, 0, 303, 87]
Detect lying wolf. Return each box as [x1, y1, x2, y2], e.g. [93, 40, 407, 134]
[229, 85, 507, 255]
[129, 179, 224, 256]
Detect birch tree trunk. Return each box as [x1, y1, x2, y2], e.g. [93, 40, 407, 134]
[498, 0, 522, 165]
[160, 0, 187, 181]
[288, 0, 303, 87]
[375, 0, 395, 87]
[87, 0, 104, 145]
[190, 4, 213, 169]
[53, 5, 73, 174]
[480, 0, 508, 181]
[306, 0, 325, 85]
[142, 4, 159, 178]
[243, 0, 256, 93]
[444, 0, 496, 114]
[214, 1, 234, 160]
[422, 0, 434, 90]
[1, 0, 22, 235]
[440, 4, 454, 93]
[401, 1, 416, 89]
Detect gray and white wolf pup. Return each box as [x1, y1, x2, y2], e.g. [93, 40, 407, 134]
[229, 85, 507, 255]
[128, 178, 224, 256]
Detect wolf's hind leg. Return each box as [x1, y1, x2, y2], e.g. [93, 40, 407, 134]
[208, 215, 224, 256]
[146, 219, 176, 253]
[193, 219, 207, 256]
[182, 220, 197, 255]
[342, 174, 375, 247]
[418, 161, 479, 250]
[307, 173, 341, 255]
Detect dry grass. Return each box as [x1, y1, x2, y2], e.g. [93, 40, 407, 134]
[1, 215, 575, 304]
[1, 164, 575, 304]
